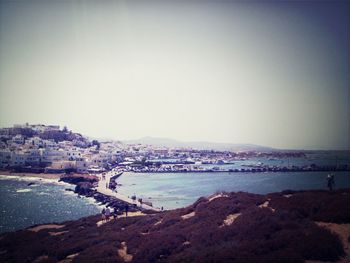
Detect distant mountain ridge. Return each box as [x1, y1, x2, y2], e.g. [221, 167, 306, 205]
[123, 136, 276, 151]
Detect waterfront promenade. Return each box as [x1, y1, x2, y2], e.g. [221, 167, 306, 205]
[95, 171, 159, 212]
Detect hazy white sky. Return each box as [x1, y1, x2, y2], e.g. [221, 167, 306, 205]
[0, 0, 349, 150]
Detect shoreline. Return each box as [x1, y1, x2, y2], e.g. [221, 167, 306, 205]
[0, 171, 150, 234]
[0, 170, 62, 180]
[1, 168, 348, 181]
[1, 189, 349, 262]
[0, 171, 150, 215]
[2, 169, 348, 214]
[129, 166, 350, 173]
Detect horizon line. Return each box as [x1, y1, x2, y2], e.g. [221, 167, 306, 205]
[1, 123, 349, 152]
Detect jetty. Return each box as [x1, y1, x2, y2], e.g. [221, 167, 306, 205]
[95, 171, 159, 212]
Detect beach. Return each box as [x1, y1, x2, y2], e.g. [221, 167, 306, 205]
[0, 170, 62, 180]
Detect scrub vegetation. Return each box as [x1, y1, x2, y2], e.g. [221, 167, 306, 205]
[1, 190, 349, 263]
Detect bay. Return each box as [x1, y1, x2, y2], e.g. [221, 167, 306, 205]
[116, 171, 350, 209]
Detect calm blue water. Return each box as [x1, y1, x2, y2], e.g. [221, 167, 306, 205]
[117, 171, 350, 210]
[0, 175, 100, 234]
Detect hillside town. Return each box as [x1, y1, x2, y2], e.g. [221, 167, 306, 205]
[0, 124, 348, 174]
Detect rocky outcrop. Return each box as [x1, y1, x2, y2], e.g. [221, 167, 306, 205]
[59, 174, 98, 185]
[61, 173, 137, 213]
[74, 182, 95, 196]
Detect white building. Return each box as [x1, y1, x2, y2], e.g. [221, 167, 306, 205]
[50, 160, 76, 170]
[0, 149, 11, 167]
[43, 139, 57, 149]
[10, 152, 26, 166]
[12, 135, 25, 145]
[65, 148, 83, 161]
[26, 137, 44, 148]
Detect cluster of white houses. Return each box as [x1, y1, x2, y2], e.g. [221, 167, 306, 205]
[0, 134, 121, 174]
[1, 124, 321, 175]
[0, 124, 183, 174]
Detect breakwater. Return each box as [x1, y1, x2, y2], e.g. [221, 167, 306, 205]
[59, 174, 143, 214]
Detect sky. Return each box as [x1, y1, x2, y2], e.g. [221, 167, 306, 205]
[0, 0, 349, 150]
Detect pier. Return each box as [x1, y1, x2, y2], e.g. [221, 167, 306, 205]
[95, 171, 159, 212]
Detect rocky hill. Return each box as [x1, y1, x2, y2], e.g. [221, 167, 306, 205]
[0, 125, 90, 147]
[1, 190, 350, 263]
[124, 136, 275, 152]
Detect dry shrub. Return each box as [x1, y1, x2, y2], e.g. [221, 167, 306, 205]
[0, 190, 348, 263]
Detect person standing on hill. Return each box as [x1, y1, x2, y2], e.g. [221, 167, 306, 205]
[113, 207, 118, 221]
[327, 173, 335, 191]
[124, 203, 129, 217]
[138, 198, 143, 208]
[105, 207, 111, 221]
[101, 208, 106, 222]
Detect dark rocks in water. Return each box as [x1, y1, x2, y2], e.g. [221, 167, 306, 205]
[27, 182, 35, 186]
[59, 174, 98, 185]
[58, 173, 133, 213]
[74, 182, 95, 196]
[108, 173, 123, 190]
[108, 181, 117, 190]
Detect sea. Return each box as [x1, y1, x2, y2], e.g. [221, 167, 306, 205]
[1, 158, 350, 233]
[0, 175, 101, 234]
[116, 171, 350, 210]
[116, 151, 350, 209]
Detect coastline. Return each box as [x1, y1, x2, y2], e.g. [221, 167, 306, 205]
[0, 166, 348, 181]
[0, 170, 62, 180]
[1, 189, 349, 263]
[0, 170, 150, 216]
[3, 169, 349, 219]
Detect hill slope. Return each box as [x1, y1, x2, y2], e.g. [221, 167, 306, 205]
[124, 136, 275, 151]
[1, 190, 350, 263]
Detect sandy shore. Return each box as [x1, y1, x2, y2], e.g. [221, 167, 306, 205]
[0, 170, 62, 180]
